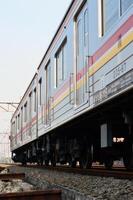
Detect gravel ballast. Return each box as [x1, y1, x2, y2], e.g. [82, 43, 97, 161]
[0, 168, 35, 194]
[8, 166, 133, 200]
[0, 179, 35, 193]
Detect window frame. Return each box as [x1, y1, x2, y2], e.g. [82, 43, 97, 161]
[39, 78, 42, 106]
[84, 9, 88, 46]
[24, 102, 27, 122]
[15, 116, 17, 133]
[21, 107, 23, 127]
[120, 0, 133, 16]
[34, 88, 37, 112]
[100, 0, 133, 36]
[102, 0, 119, 35]
[18, 114, 20, 130]
[20, 107, 23, 141]
[55, 37, 67, 88]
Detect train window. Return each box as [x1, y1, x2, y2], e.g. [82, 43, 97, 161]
[24, 102, 27, 122]
[29, 92, 32, 128]
[45, 61, 51, 124]
[18, 114, 20, 130]
[103, 0, 119, 33]
[34, 88, 37, 112]
[55, 38, 67, 87]
[120, 0, 133, 15]
[15, 116, 17, 133]
[101, 0, 133, 35]
[39, 78, 42, 105]
[84, 9, 88, 46]
[63, 43, 67, 80]
[21, 107, 23, 126]
[21, 107, 23, 141]
[77, 20, 82, 65]
[15, 116, 17, 144]
[12, 121, 15, 136]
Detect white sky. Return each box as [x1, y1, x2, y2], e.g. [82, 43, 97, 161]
[0, 0, 71, 133]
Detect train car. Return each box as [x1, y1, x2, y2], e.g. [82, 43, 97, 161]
[11, 74, 38, 164]
[11, 0, 133, 169]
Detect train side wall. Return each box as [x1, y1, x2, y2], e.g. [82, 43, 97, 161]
[10, 0, 133, 152]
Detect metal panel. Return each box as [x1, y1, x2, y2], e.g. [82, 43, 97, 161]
[101, 124, 108, 148]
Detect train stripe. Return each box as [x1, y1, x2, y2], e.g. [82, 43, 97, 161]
[89, 30, 133, 76]
[89, 15, 133, 66]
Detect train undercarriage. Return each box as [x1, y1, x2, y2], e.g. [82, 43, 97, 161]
[12, 90, 133, 170]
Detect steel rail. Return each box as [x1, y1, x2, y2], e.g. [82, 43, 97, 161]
[49, 166, 133, 180]
[22, 164, 133, 180]
[0, 173, 25, 181]
[0, 167, 5, 172]
[0, 190, 61, 200]
[2, 163, 133, 179]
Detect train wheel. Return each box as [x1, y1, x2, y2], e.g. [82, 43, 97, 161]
[123, 154, 133, 170]
[80, 153, 92, 169]
[104, 158, 113, 170]
[51, 153, 57, 167]
[45, 160, 49, 166]
[69, 156, 76, 168]
[123, 138, 133, 170]
[37, 157, 43, 166]
[80, 146, 93, 169]
[69, 160, 76, 168]
[22, 161, 26, 166]
[51, 159, 56, 167]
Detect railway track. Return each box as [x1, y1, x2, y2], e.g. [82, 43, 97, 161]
[20, 164, 133, 180]
[0, 173, 25, 181]
[0, 165, 61, 200]
[1, 163, 133, 179]
[0, 190, 61, 200]
[0, 167, 5, 172]
[0, 163, 132, 199]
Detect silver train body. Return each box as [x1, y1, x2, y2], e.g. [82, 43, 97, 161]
[10, 0, 133, 169]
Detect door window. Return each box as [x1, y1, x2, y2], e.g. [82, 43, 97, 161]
[76, 4, 88, 106]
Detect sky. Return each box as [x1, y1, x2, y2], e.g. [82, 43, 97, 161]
[0, 0, 71, 134]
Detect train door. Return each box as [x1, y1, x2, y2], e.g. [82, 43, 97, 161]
[46, 61, 51, 125]
[76, 3, 89, 106]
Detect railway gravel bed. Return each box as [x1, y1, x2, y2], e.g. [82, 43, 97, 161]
[8, 165, 133, 200]
[0, 179, 34, 193]
[0, 168, 35, 193]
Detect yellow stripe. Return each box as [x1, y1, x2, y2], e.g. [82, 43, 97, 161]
[53, 89, 69, 108]
[76, 77, 84, 90]
[89, 31, 133, 76]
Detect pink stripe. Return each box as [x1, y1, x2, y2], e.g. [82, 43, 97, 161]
[89, 15, 133, 66]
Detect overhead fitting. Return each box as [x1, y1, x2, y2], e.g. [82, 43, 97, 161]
[0, 102, 19, 112]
